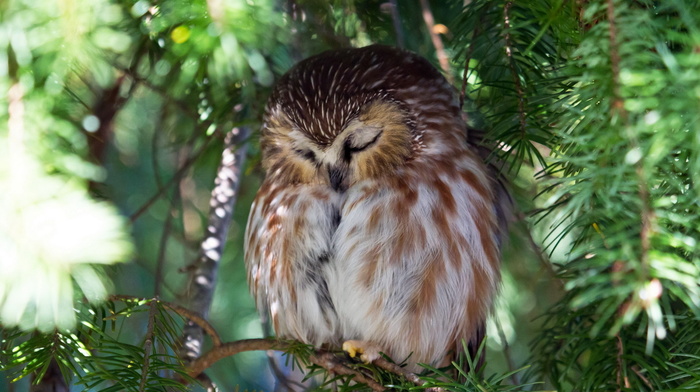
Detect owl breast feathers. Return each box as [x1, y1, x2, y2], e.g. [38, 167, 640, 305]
[245, 44, 506, 370]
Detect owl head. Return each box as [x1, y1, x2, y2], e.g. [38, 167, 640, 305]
[260, 45, 463, 191]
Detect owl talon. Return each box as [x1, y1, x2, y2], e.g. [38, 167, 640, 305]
[343, 340, 382, 364]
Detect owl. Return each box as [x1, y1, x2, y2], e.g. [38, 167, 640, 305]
[245, 45, 507, 373]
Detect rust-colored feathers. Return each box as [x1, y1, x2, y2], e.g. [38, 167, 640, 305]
[245, 45, 507, 371]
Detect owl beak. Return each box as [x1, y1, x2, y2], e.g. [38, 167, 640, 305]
[327, 164, 347, 192]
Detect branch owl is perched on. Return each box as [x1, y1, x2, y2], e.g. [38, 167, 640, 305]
[245, 45, 507, 372]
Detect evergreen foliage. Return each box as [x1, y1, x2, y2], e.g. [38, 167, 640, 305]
[2, 0, 700, 390]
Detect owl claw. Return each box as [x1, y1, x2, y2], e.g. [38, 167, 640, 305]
[342, 340, 382, 364]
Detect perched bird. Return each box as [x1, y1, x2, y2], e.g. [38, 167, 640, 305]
[245, 45, 508, 372]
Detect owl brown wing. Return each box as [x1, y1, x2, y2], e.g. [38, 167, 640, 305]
[244, 180, 341, 345]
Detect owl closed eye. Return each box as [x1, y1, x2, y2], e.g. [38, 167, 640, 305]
[261, 99, 412, 192]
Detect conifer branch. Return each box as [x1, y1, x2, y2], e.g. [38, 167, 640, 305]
[606, 0, 624, 116]
[503, 1, 528, 137]
[459, 16, 481, 109]
[109, 295, 222, 346]
[606, 0, 653, 274]
[139, 300, 158, 392]
[373, 358, 445, 391]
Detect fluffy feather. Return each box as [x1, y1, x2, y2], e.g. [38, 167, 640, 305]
[245, 44, 506, 372]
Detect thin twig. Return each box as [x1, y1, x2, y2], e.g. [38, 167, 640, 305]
[114, 64, 200, 120]
[139, 300, 158, 392]
[459, 16, 481, 109]
[109, 295, 222, 346]
[420, 0, 453, 83]
[154, 188, 178, 297]
[161, 303, 223, 347]
[312, 351, 385, 391]
[630, 365, 653, 390]
[606, 0, 623, 115]
[374, 358, 423, 384]
[494, 316, 519, 385]
[150, 106, 168, 190]
[503, 1, 528, 137]
[154, 137, 194, 296]
[129, 131, 216, 223]
[615, 334, 630, 390]
[373, 358, 444, 391]
[517, 211, 565, 290]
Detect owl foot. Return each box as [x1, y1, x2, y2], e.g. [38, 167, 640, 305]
[342, 340, 382, 364]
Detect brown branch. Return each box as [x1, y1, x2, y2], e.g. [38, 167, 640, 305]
[374, 358, 422, 384]
[373, 358, 445, 391]
[187, 339, 385, 391]
[607, 0, 652, 274]
[86, 75, 129, 167]
[606, 0, 624, 116]
[615, 334, 631, 390]
[186, 339, 285, 378]
[503, 1, 528, 137]
[420, 0, 453, 84]
[312, 351, 385, 391]
[108, 295, 426, 390]
[630, 365, 653, 390]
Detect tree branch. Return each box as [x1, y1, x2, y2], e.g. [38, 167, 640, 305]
[186, 339, 385, 391]
[128, 129, 217, 223]
[180, 127, 250, 362]
[606, 0, 652, 273]
[109, 295, 222, 347]
[420, 0, 453, 84]
[615, 334, 630, 390]
[109, 295, 441, 390]
[372, 358, 444, 391]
